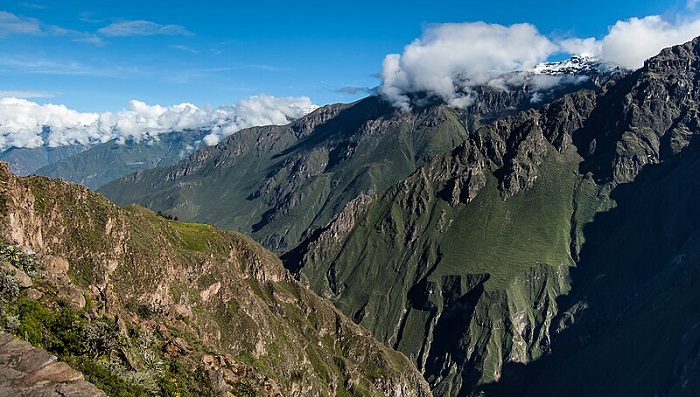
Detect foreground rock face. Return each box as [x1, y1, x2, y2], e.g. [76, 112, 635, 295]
[0, 163, 432, 396]
[0, 332, 105, 396]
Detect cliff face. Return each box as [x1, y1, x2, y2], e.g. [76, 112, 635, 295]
[295, 37, 700, 396]
[0, 163, 432, 397]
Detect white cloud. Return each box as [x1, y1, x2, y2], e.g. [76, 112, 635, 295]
[19, 3, 49, 10]
[0, 10, 103, 45]
[379, 16, 700, 110]
[379, 22, 558, 110]
[558, 37, 601, 58]
[0, 95, 318, 150]
[201, 95, 319, 145]
[98, 20, 193, 37]
[49, 25, 103, 46]
[0, 98, 98, 149]
[598, 16, 700, 69]
[170, 44, 199, 54]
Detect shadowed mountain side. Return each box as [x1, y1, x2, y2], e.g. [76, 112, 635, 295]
[479, 136, 700, 396]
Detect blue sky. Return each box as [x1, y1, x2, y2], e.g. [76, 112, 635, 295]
[0, 0, 696, 112]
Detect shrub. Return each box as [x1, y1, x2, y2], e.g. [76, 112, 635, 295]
[0, 267, 20, 303]
[0, 243, 41, 278]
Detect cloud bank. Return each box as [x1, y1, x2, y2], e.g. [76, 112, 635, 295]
[380, 22, 557, 111]
[380, 16, 700, 110]
[0, 95, 318, 150]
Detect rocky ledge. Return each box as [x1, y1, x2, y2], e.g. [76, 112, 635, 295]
[0, 332, 105, 396]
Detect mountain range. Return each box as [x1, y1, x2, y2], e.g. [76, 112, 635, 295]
[99, 38, 700, 397]
[2, 38, 700, 397]
[98, 55, 619, 255]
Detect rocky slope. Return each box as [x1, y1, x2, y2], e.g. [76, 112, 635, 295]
[293, 37, 700, 396]
[0, 162, 431, 396]
[99, 73, 603, 255]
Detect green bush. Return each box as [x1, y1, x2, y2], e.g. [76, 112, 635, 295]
[67, 356, 148, 397]
[0, 267, 20, 303]
[0, 242, 40, 278]
[16, 300, 50, 344]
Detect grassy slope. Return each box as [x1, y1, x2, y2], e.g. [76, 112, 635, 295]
[308, 142, 589, 394]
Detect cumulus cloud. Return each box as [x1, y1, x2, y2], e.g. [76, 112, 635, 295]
[0, 98, 98, 149]
[598, 16, 700, 69]
[201, 95, 319, 145]
[380, 22, 557, 111]
[380, 16, 700, 110]
[98, 20, 193, 37]
[0, 95, 318, 150]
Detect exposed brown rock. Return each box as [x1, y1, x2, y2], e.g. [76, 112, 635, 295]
[57, 284, 86, 310]
[0, 332, 105, 396]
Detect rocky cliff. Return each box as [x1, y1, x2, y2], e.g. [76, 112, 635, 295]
[0, 162, 431, 396]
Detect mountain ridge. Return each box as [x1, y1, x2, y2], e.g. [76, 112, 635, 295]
[99, 63, 612, 256]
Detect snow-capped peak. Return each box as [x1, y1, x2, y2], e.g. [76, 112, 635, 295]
[533, 55, 624, 77]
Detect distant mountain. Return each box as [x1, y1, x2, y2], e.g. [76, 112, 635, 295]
[99, 57, 612, 255]
[0, 163, 431, 396]
[533, 54, 623, 79]
[290, 37, 700, 396]
[0, 144, 88, 176]
[34, 131, 205, 190]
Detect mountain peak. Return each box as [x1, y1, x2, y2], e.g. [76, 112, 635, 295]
[533, 54, 624, 76]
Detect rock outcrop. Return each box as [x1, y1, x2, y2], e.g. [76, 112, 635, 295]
[0, 332, 106, 396]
